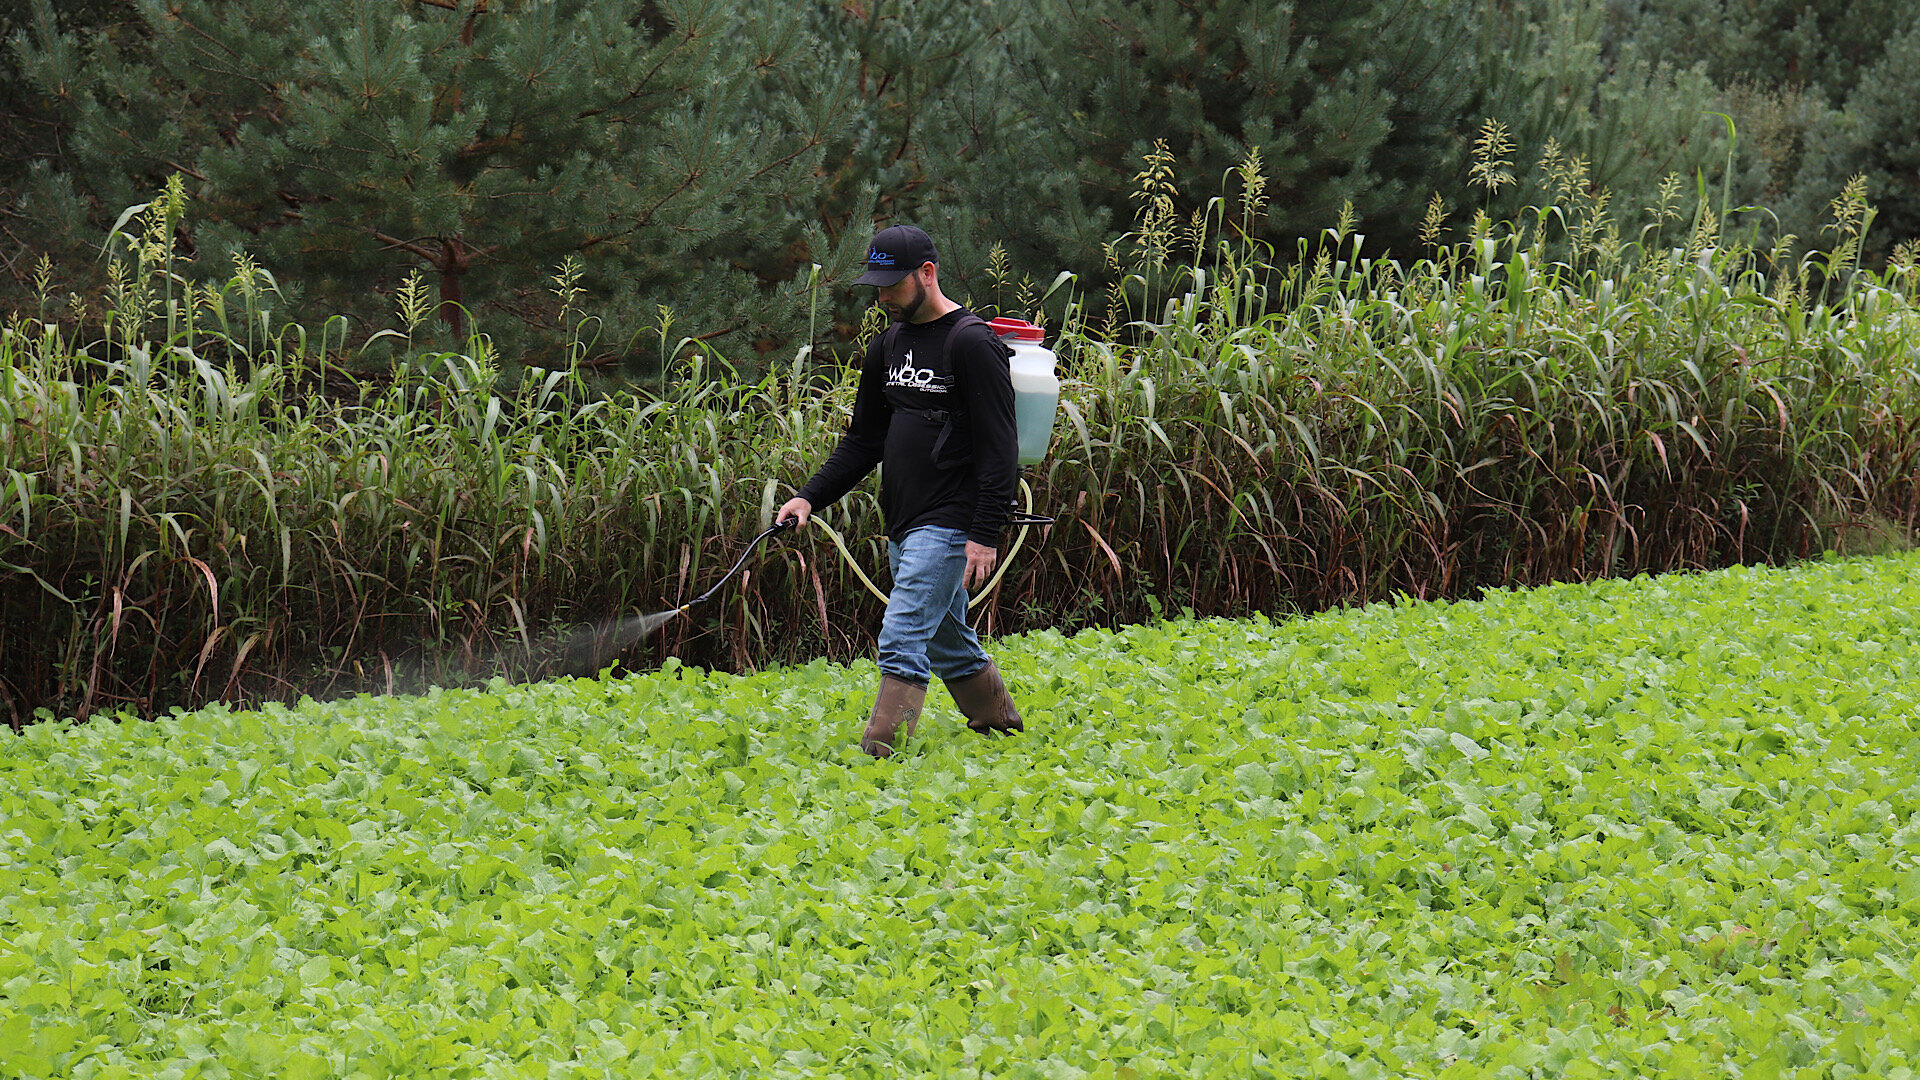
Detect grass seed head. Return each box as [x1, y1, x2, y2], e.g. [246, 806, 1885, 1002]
[1419, 193, 1449, 249]
[1470, 118, 1516, 197]
[1235, 146, 1269, 230]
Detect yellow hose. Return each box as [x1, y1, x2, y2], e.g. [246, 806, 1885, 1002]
[810, 477, 1038, 610]
[811, 515, 891, 606]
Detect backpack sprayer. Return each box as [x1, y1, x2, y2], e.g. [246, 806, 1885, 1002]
[812, 316, 1058, 606]
[565, 318, 1061, 667]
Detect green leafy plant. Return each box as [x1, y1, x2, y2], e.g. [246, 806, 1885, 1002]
[4, 552, 1920, 1076]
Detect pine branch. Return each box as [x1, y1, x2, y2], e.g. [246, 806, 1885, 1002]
[577, 53, 685, 122]
[638, 171, 704, 230]
[689, 321, 746, 343]
[371, 231, 443, 264]
[164, 7, 284, 101]
[748, 132, 827, 183]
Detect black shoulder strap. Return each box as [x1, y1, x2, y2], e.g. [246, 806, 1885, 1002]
[943, 314, 991, 360]
[948, 313, 988, 336]
[938, 313, 1001, 392]
[930, 314, 999, 465]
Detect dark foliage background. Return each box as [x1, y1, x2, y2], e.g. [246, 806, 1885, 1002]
[6, 0, 1914, 368]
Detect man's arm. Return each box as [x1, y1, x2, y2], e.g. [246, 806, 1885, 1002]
[789, 340, 890, 521]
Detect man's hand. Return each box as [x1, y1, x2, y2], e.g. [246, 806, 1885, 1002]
[777, 496, 813, 528]
[964, 540, 998, 590]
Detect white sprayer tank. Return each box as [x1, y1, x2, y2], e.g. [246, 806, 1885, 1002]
[989, 317, 1060, 465]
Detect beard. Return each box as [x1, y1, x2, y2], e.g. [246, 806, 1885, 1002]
[883, 276, 927, 323]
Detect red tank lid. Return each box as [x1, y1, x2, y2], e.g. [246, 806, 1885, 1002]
[987, 316, 1046, 343]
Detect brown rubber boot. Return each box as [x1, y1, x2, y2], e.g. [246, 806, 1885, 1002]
[945, 660, 1024, 735]
[861, 675, 927, 758]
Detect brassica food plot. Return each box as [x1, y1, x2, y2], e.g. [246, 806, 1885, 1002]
[5, 555, 1920, 1078]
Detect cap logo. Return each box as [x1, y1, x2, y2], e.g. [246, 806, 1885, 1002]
[867, 248, 896, 266]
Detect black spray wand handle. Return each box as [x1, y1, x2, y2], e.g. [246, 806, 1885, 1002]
[684, 517, 797, 610]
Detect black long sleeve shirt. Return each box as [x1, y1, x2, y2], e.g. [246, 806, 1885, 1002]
[796, 308, 1017, 547]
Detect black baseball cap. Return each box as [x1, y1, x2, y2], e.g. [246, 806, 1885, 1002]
[855, 225, 938, 286]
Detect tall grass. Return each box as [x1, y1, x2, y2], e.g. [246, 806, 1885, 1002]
[0, 315, 878, 722]
[1008, 144, 1920, 627]
[5, 159, 1919, 724]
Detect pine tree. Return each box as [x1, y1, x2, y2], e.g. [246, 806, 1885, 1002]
[1472, 0, 1725, 225]
[1604, 0, 1908, 102]
[1813, 19, 1920, 260]
[785, 1, 1037, 328]
[0, 0, 137, 280]
[984, 0, 1484, 278]
[1601, 0, 1920, 260]
[10, 0, 845, 365]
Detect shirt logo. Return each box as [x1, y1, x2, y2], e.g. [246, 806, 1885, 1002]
[888, 349, 948, 391]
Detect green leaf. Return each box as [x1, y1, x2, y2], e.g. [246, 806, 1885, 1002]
[1448, 731, 1489, 760]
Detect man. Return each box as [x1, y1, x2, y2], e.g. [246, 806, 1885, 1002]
[777, 224, 1024, 757]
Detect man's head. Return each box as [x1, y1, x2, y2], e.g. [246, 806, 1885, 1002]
[857, 224, 950, 324]
[855, 224, 937, 287]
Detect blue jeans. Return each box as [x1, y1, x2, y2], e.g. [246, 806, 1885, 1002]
[878, 526, 990, 686]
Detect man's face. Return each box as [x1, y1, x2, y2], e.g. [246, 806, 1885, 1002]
[876, 263, 930, 322]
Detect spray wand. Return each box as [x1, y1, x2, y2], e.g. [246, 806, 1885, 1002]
[632, 517, 798, 636]
[538, 517, 799, 674]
